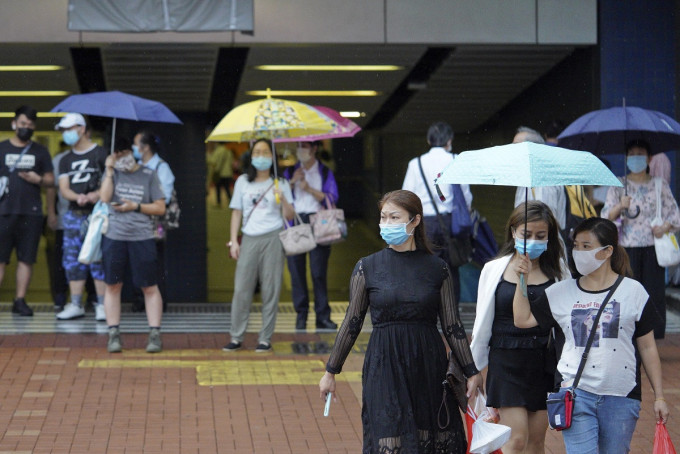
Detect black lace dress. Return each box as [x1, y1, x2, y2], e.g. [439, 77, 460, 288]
[326, 248, 479, 454]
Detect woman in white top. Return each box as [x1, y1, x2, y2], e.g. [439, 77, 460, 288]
[470, 201, 570, 454]
[223, 139, 294, 353]
[513, 217, 669, 454]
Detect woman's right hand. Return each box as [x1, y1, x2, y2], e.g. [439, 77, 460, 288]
[105, 154, 117, 169]
[513, 253, 533, 278]
[620, 195, 631, 209]
[319, 371, 336, 401]
[228, 241, 240, 260]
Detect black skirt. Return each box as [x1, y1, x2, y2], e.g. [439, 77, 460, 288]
[486, 347, 555, 412]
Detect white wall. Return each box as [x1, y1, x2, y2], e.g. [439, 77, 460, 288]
[0, 0, 596, 45]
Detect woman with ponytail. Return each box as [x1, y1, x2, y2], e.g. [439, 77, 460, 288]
[513, 217, 669, 453]
[319, 189, 482, 453]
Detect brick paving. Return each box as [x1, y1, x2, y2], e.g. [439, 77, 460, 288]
[0, 331, 677, 453]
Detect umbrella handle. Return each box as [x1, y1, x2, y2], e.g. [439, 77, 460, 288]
[623, 205, 640, 219]
[274, 179, 280, 204]
[520, 273, 528, 298]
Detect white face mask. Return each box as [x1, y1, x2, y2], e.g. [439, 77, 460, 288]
[572, 246, 609, 276]
[296, 147, 312, 163]
[114, 154, 137, 172]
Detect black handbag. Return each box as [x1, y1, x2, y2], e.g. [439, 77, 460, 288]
[417, 157, 472, 267]
[437, 351, 468, 429]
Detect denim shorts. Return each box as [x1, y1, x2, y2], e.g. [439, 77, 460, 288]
[101, 236, 158, 288]
[561, 388, 640, 454]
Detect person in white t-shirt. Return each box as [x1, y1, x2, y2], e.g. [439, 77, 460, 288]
[223, 139, 294, 353]
[513, 217, 669, 454]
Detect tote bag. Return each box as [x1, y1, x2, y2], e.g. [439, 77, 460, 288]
[309, 196, 347, 246]
[279, 212, 317, 256]
[78, 201, 110, 265]
[652, 178, 680, 267]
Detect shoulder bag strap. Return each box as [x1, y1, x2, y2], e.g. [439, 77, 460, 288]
[572, 274, 624, 389]
[417, 157, 450, 240]
[8, 143, 32, 173]
[655, 178, 663, 220]
[242, 181, 275, 229]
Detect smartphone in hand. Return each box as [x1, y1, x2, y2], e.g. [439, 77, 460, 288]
[324, 392, 332, 417]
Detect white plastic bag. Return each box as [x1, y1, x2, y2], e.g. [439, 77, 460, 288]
[467, 393, 511, 454]
[652, 178, 680, 267]
[78, 201, 109, 265]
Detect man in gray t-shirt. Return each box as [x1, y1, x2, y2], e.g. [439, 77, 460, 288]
[105, 167, 164, 241]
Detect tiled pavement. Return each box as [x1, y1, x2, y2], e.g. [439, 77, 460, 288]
[0, 302, 678, 453]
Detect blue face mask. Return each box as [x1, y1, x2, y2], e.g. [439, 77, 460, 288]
[626, 155, 648, 173]
[251, 156, 273, 171]
[380, 218, 415, 245]
[132, 145, 142, 161]
[62, 130, 80, 146]
[514, 238, 548, 259]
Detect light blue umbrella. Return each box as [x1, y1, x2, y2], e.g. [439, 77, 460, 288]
[435, 142, 623, 188]
[435, 141, 622, 295]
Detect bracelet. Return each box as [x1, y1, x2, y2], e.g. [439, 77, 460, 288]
[655, 397, 666, 402]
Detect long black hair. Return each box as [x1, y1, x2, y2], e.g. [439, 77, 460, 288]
[573, 217, 632, 277]
[245, 138, 280, 182]
[497, 200, 565, 281]
[137, 130, 162, 155]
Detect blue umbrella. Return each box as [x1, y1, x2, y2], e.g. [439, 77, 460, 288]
[436, 142, 622, 295]
[51, 90, 182, 153]
[436, 142, 622, 188]
[557, 106, 680, 155]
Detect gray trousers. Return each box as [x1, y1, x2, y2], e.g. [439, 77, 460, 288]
[229, 229, 284, 344]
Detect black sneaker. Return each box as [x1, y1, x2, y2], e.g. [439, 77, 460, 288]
[12, 298, 33, 316]
[255, 342, 272, 353]
[222, 341, 242, 352]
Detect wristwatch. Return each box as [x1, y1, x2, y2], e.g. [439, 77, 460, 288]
[228, 241, 234, 247]
[135, 203, 141, 213]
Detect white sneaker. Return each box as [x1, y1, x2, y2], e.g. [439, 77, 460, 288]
[95, 304, 106, 322]
[56, 303, 85, 320]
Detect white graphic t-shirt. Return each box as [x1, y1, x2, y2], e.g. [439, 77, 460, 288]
[531, 277, 656, 399]
[230, 175, 293, 236]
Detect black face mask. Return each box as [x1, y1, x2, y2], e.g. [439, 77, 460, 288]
[16, 127, 34, 142]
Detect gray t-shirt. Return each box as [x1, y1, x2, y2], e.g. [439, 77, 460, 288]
[105, 166, 164, 241]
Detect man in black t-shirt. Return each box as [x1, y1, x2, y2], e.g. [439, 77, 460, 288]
[55, 113, 108, 321]
[0, 105, 54, 316]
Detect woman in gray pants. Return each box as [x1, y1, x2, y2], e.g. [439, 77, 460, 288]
[223, 139, 294, 353]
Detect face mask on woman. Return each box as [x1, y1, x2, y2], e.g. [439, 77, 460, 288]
[296, 147, 312, 163]
[572, 246, 609, 275]
[626, 155, 648, 173]
[379, 218, 415, 245]
[62, 130, 80, 146]
[514, 238, 548, 260]
[114, 154, 137, 172]
[251, 156, 273, 171]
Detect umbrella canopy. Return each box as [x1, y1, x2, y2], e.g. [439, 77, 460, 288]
[272, 105, 361, 143]
[435, 142, 622, 188]
[206, 96, 336, 143]
[557, 106, 680, 155]
[51, 90, 182, 124]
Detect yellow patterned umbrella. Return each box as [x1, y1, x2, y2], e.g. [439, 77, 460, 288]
[206, 90, 336, 142]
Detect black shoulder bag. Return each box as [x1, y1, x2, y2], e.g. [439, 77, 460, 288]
[546, 274, 623, 430]
[417, 157, 471, 267]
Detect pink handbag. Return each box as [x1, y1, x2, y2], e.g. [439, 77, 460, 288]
[309, 196, 347, 246]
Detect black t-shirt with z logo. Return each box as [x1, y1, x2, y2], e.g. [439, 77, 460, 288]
[58, 145, 107, 212]
[0, 139, 53, 216]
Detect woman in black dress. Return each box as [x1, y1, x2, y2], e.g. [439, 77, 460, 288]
[319, 190, 482, 454]
[469, 201, 570, 454]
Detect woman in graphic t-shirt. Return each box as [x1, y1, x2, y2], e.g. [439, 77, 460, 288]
[222, 138, 294, 353]
[513, 217, 669, 454]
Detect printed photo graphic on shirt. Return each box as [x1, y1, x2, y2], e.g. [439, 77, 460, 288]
[114, 182, 145, 204]
[5, 154, 35, 170]
[570, 300, 621, 347]
[246, 188, 271, 211]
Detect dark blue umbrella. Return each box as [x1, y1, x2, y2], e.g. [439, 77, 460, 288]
[51, 90, 182, 153]
[558, 105, 680, 218]
[557, 106, 680, 155]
